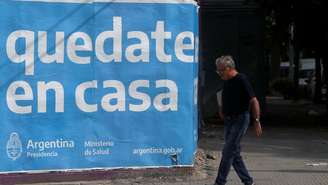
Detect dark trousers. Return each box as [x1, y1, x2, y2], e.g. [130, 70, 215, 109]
[215, 112, 253, 185]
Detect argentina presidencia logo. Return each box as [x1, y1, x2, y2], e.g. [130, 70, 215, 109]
[6, 132, 23, 161]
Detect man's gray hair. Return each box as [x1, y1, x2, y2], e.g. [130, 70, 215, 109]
[215, 55, 236, 69]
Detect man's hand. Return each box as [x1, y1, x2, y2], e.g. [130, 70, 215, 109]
[254, 121, 262, 137]
[250, 97, 262, 137]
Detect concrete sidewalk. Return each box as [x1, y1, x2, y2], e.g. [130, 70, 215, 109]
[197, 125, 328, 185]
[20, 125, 328, 185]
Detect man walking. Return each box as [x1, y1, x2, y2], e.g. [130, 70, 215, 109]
[214, 55, 262, 185]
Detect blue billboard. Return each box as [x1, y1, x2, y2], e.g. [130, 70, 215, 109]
[0, 0, 198, 173]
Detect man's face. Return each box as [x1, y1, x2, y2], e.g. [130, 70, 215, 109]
[216, 64, 230, 80]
